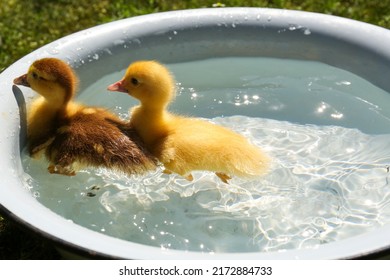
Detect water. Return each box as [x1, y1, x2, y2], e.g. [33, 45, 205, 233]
[21, 57, 390, 253]
[80, 57, 390, 134]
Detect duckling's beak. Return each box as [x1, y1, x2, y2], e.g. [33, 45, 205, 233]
[13, 74, 30, 87]
[107, 80, 128, 93]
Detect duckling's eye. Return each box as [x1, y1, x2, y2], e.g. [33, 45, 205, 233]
[31, 72, 48, 81]
[131, 78, 139, 86]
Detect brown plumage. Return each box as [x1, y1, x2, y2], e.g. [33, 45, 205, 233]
[14, 57, 157, 176]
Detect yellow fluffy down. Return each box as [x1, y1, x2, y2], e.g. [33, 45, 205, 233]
[153, 115, 270, 179]
[108, 60, 270, 182]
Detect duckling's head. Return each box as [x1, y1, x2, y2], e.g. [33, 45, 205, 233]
[14, 58, 78, 105]
[107, 60, 175, 107]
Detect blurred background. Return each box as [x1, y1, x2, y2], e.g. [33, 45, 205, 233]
[1, 0, 389, 259]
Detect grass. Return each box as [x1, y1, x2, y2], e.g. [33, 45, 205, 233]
[0, 0, 389, 259]
[1, 0, 390, 72]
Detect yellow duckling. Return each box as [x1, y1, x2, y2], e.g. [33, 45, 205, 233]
[107, 60, 270, 183]
[14, 57, 157, 176]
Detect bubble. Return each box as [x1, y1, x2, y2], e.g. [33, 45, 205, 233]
[49, 49, 60, 55]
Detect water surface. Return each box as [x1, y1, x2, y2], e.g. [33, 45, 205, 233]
[22, 57, 390, 253]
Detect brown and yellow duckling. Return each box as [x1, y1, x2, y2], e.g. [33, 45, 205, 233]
[14, 57, 157, 176]
[107, 60, 270, 183]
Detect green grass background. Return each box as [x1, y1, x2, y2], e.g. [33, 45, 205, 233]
[1, 0, 389, 259]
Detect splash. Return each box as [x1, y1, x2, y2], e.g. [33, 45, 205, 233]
[22, 116, 390, 253]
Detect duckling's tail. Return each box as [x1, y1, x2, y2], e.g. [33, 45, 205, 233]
[227, 144, 271, 180]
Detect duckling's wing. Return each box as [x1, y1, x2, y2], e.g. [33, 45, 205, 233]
[30, 136, 55, 159]
[106, 118, 155, 157]
[46, 110, 157, 175]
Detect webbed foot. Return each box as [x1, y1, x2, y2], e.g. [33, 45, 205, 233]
[216, 172, 231, 184]
[48, 165, 76, 176]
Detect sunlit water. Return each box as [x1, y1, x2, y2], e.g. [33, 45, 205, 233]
[22, 58, 390, 253]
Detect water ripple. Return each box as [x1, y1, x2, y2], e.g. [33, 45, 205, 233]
[22, 116, 390, 253]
